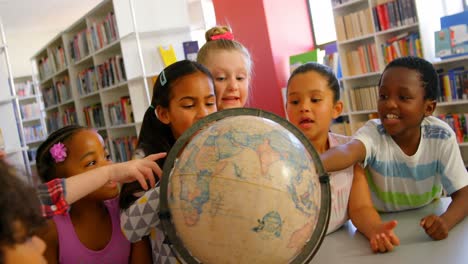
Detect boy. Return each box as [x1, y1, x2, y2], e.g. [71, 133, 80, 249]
[321, 56, 468, 240]
[0, 160, 47, 263]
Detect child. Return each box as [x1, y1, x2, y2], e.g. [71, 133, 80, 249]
[0, 160, 47, 264]
[321, 56, 468, 240]
[35, 125, 152, 263]
[286, 62, 400, 253]
[119, 60, 217, 263]
[197, 25, 252, 110]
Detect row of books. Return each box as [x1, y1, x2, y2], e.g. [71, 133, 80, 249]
[27, 148, 38, 163]
[20, 103, 40, 119]
[37, 55, 55, 80]
[96, 55, 126, 89]
[46, 108, 78, 132]
[16, 80, 35, 97]
[69, 28, 92, 63]
[437, 67, 467, 103]
[89, 11, 119, 52]
[381, 32, 422, 64]
[438, 113, 468, 143]
[23, 125, 45, 143]
[84, 104, 105, 128]
[50, 45, 67, 72]
[348, 85, 379, 112]
[77, 66, 99, 96]
[372, 0, 418, 32]
[110, 136, 138, 162]
[106, 96, 133, 126]
[37, 46, 68, 81]
[345, 43, 379, 76]
[334, 9, 374, 41]
[42, 77, 72, 108]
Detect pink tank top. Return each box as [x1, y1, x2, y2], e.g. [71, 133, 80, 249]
[53, 198, 130, 264]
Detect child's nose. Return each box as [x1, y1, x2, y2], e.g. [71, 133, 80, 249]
[227, 77, 239, 91]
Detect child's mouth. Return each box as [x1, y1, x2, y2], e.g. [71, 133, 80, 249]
[385, 114, 400, 120]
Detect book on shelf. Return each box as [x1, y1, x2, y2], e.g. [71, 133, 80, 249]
[348, 85, 379, 112]
[83, 104, 105, 128]
[158, 45, 178, 67]
[373, 0, 418, 32]
[381, 32, 422, 65]
[89, 11, 118, 51]
[438, 113, 468, 143]
[77, 66, 99, 96]
[289, 50, 319, 73]
[345, 43, 378, 76]
[15, 80, 34, 97]
[335, 8, 374, 41]
[437, 67, 467, 102]
[112, 136, 138, 162]
[183, 41, 199, 61]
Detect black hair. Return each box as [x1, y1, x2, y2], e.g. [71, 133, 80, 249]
[0, 160, 45, 263]
[119, 60, 214, 209]
[287, 62, 340, 102]
[36, 125, 87, 183]
[379, 56, 439, 100]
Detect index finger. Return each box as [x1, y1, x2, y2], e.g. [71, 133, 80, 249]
[145, 152, 167, 162]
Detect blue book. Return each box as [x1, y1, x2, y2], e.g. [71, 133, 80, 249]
[183, 41, 199, 61]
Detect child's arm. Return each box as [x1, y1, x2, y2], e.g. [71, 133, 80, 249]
[420, 185, 468, 240]
[38, 153, 165, 218]
[36, 220, 59, 264]
[66, 153, 165, 204]
[121, 187, 161, 242]
[321, 139, 367, 172]
[348, 164, 400, 253]
[129, 236, 152, 264]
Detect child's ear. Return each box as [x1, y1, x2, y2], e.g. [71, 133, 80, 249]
[332, 100, 344, 119]
[156, 106, 170, 125]
[424, 100, 436, 117]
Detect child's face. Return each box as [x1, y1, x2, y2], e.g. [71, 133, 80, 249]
[378, 67, 435, 140]
[158, 71, 217, 139]
[2, 221, 46, 264]
[286, 71, 342, 144]
[204, 50, 250, 110]
[55, 130, 118, 200]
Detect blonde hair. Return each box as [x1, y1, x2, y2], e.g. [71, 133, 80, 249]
[197, 25, 253, 75]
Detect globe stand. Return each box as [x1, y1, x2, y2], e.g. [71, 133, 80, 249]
[159, 108, 331, 264]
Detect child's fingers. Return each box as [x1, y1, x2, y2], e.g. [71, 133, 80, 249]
[421, 215, 436, 229]
[145, 152, 167, 162]
[383, 220, 398, 231]
[376, 235, 387, 253]
[370, 238, 378, 253]
[389, 233, 400, 246]
[381, 234, 394, 252]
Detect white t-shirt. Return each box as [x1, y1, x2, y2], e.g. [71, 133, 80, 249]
[354, 116, 468, 212]
[326, 133, 354, 234]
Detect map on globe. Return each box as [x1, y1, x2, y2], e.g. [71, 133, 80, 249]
[165, 114, 324, 264]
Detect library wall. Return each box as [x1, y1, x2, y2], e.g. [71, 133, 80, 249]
[212, 0, 314, 117]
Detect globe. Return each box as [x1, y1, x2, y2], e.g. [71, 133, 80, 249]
[159, 108, 330, 264]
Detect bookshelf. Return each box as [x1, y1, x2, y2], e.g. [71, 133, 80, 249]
[15, 75, 47, 184]
[32, 0, 192, 162]
[331, 0, 468, 165]
[0, 18, 31, 183]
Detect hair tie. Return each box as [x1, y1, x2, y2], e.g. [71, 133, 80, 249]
[211, 32, 234, 41]
[50, 142, 67, 163]
[149, 105, 155, 109]
[160, 70, 167, 86]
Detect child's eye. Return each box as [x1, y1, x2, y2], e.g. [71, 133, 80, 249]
[86, 160, 96, 167]
[206, 102, 215, 107]
[311, 98, 322, 103]
[379, 94, 388, 100]
[289, 99, 299, 105]
[182, 105, 195, 109]
[399, 95, 411, 100]
[236, 76, 245, 81]
[215, 77, 226, 81]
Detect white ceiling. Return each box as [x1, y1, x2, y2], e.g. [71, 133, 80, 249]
[0, 0, 103, 76]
